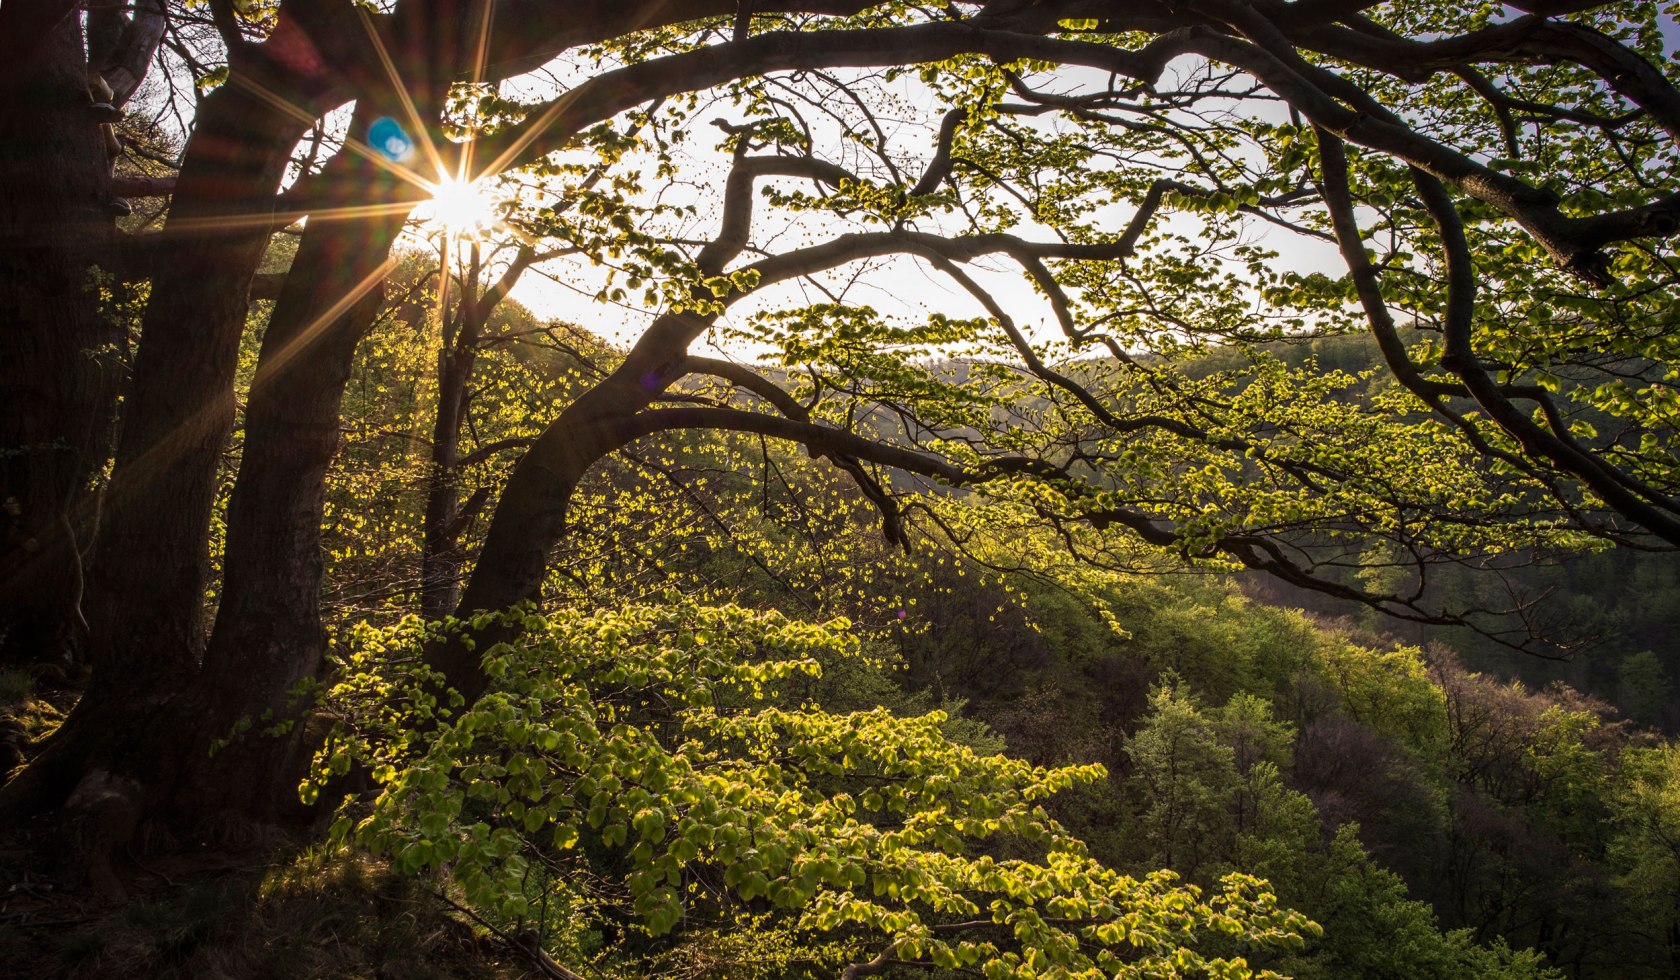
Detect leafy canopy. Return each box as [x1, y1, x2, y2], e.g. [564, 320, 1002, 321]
[311, 600, 1317, 977]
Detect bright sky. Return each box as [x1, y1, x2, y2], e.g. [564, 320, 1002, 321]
[502, 57, 1353, 361]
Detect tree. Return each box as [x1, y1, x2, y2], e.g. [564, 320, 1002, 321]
[0, 0, 166, 665]
[314, 600, 1320, 977]
[1122, 677, 1244, 877]
[5, 0, 1680, 900]
[1609, 743, 1680, 975]
[1617, 650, 1672, 728]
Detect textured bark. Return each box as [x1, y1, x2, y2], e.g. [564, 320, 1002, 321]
[419, 365, 474, 619]
[111, 175, 177, 198]
[169, 0, 479, 814]
[180, 1, 491, 800]
[0, 2, 83, 77]
[183, 123, 414, 821]
[80, 78, 306, 708]
[0, 11, 120, 667]
[0, 78, 314, 824]
[86, 0, 167, 107]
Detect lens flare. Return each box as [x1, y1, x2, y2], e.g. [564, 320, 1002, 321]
[368, 116, 414, 162]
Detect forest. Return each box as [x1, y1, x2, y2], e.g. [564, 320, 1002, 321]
[5, 0, 1680, 976]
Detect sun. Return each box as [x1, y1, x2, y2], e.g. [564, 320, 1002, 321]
[422, 177, 500, 236]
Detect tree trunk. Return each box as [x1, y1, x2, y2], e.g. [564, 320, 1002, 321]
[0, 8, 120, 669]
[419, 248, 479, 620]
[0, 67, 315, 826]
[436, 312, 712, 699]
[81, 79, 306, 711]
[181, 128, 414, 823]
[76, 12, 447, 825]
[420, 242, 550, 620]
[432, 152, 809, 697]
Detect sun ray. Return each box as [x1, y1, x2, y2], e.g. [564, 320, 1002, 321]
[356, 6, 451, 185]
[229, 71, 340, 131]
[226, 66, 435, 200]
[456, 0, 498, 187]
[465, 0, 496, 90]
[92, 10, 516, 577]
[473, 0, 679, 181]
[164, 200, 422, 236]
[331, 131, 437, 195]
[209, 3, 522, 245]
[477, 87, 584, 190]
[250, 255, 402, 386]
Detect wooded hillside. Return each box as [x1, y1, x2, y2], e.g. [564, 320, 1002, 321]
[5, 1, 1680, 976]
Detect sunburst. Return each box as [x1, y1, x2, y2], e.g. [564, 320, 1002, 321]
[419, 176, 500, 237]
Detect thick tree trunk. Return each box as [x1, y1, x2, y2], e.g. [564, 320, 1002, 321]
[83, 10, 448, 825]
[0, 67, 316, 827]
[81, 80, 306, 710]
[0, 9, 120, 668]
[181, 132, 414, 822]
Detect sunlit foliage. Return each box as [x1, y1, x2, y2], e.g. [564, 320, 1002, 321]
[312, 601, 1318, 977]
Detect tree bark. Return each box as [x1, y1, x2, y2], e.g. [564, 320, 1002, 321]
[81, 76, 307, 709]
[0, 9, 121, 668]
[419, 246, 481, 620]
[0, 64, 319, 826]
[59, 0, 456, 827]
[182, 116, 415, 822]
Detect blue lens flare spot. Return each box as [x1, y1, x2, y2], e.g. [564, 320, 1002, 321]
[369, 116, 413, 162]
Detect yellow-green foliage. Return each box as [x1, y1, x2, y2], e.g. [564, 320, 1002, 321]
[1610, 744, 1680, 946]
[313, 600, 1318, 977]
[1307, 634, 1447, 760]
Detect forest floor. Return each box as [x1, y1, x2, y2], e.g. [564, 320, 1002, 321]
[0, 677, 537, 979]
[0, 828, 538, 979]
